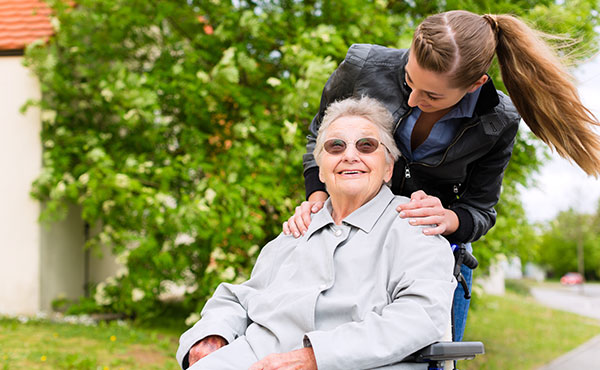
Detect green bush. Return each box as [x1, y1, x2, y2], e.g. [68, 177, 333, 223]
[504, 279, 531, 296]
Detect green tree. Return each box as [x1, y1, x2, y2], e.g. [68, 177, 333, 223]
[24, 0, 599, 320]
[536, 205, 600, 280]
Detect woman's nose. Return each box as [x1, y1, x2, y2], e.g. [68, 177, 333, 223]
[407, 90, 421, 107]
[341, 144, 360, 161]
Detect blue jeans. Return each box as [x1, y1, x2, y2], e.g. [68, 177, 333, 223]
[453, 263, 472, 342]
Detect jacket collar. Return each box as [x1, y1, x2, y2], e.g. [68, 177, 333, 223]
[473, 76, 500, 116]
[305, 185, 396, 239]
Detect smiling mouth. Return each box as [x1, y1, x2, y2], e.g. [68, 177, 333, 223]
[338, 170, 365, 175]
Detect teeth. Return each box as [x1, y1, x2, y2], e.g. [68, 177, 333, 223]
[342, 171, 360, 174]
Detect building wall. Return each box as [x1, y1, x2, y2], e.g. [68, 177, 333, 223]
[39, 204, 86, 311]
[0, 55, 43, 315]
[0, 55, 123, 315]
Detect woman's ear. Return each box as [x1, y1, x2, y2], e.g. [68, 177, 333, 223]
[318, 168, 325, 184]
[468, 75, 489, 93]
[383, 161, 394, 183]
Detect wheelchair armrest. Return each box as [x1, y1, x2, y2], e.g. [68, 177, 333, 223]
[408, 341, 485, 362]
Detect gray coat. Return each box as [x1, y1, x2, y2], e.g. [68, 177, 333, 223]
[177, 186, 456, 369]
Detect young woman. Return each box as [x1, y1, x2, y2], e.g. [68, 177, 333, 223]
[283, 10, 600, 341]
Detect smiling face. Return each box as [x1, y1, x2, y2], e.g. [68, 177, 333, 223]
[404, 53, 482, 113]
[318, 116, 393, 209]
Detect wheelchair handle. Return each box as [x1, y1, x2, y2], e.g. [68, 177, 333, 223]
[452, 244, 478, 270]
[451, 244, 478, 300]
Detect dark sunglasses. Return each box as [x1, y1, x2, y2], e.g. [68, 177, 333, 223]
[323, 137, 386, 155]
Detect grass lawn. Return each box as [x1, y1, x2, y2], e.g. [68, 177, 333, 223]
[459, 290, 600, 370]
[2, 288, 599, 369]
[0, 318, 181, 369]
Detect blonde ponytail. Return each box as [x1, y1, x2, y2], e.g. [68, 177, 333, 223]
[493, 14, 600, 176]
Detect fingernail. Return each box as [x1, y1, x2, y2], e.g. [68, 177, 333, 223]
[409, 219, 416, 224]
[399, 212, 406, 218]
[293, 232, 300, 238]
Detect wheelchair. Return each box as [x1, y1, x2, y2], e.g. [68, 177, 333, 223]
[404, 244, 484, 370]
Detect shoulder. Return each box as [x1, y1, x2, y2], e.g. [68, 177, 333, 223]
[387, 196, 451, 250]
[344, 44, 408, 68]
[495, 90, 520, 127]
[255, 233, 299, 265]
[477, 89, 520, 139]
[379, 197, 454, 272]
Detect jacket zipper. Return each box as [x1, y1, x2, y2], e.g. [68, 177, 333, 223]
[398, 118, 478, 195]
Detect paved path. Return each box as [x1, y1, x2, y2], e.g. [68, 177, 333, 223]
[531, 284, 600, 320]
[536, 334, 600, 370]
[532, 284, 600, 370]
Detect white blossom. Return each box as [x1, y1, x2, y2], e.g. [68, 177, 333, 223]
[204, 188, 217, 204]
[157, 193, 177, 209]
[220, 266, 236, 281]
[248, 244, 260, 256]
[266, 77, 281, 87]
[115, 174, 130, 188]
[175, 233, 196, 246]
[78, 172, 89, 185]
[131, 288, 145, 302]
[185, 312, 201, 327]
[94, 282, 112, 306]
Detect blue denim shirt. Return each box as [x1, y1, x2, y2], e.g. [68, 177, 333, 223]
[398, 87, 482, 162]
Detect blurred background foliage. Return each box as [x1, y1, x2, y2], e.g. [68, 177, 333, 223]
[536, 201, 600, 280]
[24, 0, 600, 322]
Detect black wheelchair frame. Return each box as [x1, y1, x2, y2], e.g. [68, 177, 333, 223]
[404, 244, 485, 370]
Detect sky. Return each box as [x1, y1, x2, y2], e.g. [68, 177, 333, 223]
[519, 54, 600, 222]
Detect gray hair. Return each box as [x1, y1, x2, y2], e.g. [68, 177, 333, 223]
[313, 96, 401, 166]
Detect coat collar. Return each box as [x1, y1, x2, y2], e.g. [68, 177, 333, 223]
[305, 185, 396, 240]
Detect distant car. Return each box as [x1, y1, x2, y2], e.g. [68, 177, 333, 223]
[560, 272, 584, 285]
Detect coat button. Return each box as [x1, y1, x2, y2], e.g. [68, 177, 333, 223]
[334, 229, 342, 237]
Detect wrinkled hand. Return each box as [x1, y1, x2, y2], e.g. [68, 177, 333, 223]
[396, 190, 459, 236]
[248, 347, 317, 370]
[283, 191, 327, 238]
[188, 335, 227, 366]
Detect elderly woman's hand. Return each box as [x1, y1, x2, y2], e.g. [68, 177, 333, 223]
[188, 335, 227, 366]
[248, 347, 317, 370]
[396, 190, 459, 236]
[282, 191, 327, 238]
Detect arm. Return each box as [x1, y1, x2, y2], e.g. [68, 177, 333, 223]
[176, 237, 287, 369]
[303, 44, 371, 199]
[446, 111, 519, 244]
[303, 221, 456, 370]
[398, 109, 519, 243]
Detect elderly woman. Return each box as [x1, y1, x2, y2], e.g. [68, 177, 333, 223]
[176, 97, 456, 370]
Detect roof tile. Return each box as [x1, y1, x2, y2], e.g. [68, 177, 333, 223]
[0, 0, 53, 51]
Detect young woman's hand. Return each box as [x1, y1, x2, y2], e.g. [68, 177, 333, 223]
[188, 335, 227, 366]
[396, 190, 459, 236]
[283, 191, 327, 238]
[248, 347, 317, 370]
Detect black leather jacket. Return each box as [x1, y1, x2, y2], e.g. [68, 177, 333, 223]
[303, 44, 520, 244]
